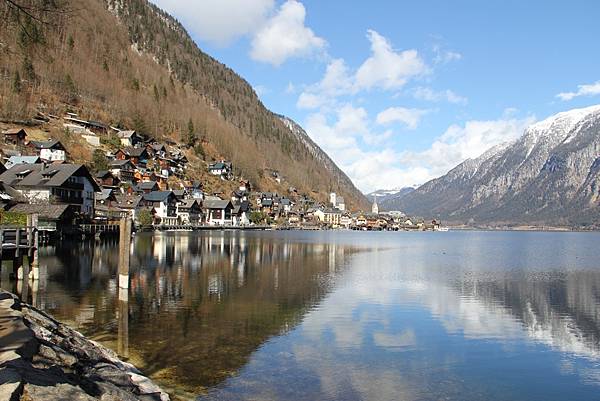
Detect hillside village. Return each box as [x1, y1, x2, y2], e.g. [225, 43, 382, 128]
[0, 115, 440, 233]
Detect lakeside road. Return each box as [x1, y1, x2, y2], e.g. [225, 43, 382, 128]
[0, 290, 170, 401]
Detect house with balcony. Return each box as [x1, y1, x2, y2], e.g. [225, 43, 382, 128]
[0, 163, 100, 217]
[140, 191, 177, 225]
[203, 198, 233, 226]
[177, 198, 202, 225]
[109, 159, 135, 183]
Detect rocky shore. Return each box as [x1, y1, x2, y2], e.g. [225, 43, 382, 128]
[0, 290, 170, 401]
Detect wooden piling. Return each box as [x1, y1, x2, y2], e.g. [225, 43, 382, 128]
[118, 218, 131, 289]
[28, 214, 39, 281]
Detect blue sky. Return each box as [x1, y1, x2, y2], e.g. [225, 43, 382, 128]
[151, 0, 600, 192]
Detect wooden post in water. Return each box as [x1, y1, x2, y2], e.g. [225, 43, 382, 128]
[118, 217, 131, 290]
[29, 214, 39, 281]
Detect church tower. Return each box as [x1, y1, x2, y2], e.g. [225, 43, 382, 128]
[372, 196, 379, 214]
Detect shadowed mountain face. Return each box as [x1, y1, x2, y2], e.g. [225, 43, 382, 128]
[384, 105, 600, 227]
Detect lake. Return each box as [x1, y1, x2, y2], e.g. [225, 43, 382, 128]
[5, 230, 600, 401]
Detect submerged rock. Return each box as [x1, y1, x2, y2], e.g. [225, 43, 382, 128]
[0, 291, 170, 401]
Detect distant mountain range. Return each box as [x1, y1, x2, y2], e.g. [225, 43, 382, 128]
[366, 187, 415, 204]
[382, 105, 600, 227]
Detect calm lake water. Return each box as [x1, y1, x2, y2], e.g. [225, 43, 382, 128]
[5, 230, 600, 401]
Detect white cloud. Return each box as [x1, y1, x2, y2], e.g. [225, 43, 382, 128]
[285, 82, 296, 94]
[250, 0, 326, 66]
[305, 106, 534, 192]
[556, 80, 600, 101]
[297, 32, 429, 110]
[413, 87, 467, 104]
[355, 30, 429, 91]
[151, 0, 274, 46]
[400, 116, 535, 179]
[375, 107, 429, 129]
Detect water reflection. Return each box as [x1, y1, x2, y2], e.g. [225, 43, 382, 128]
[7, 231, 600, 401]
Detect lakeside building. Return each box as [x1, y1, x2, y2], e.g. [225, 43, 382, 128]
[0, 163, 99, 217]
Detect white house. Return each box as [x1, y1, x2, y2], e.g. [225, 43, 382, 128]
[28, 140, 67, 162]
[117, 130, 142, 147]
[0, 163, 100, 217]
[204, 198, 233, 226]
[141, 191, 177, 225]
[176, 199, 202, 225]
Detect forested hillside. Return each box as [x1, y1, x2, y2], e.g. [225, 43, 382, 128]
[0, 0, 367, 209]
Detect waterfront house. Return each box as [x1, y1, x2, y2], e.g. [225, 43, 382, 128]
[109, 160, 135, 183]
[117, 130, 142, 147]
[340, 214, 352, 228]
[27, 140, 67, 162]
[204, 198, 233, 226]
[141, 191, 177, 225]
[232, 200, 251, 226]
[323, 209, 342, 227]
[3, 128, 27, 146]
[0, 163, 100, 217]
[8, 203, 76, 228]
[4, 156, 41, 169]
[176, 198, 202, 225]
[114, 194, 142, 220]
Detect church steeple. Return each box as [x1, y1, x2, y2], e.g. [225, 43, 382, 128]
[372, 196, 379, 214]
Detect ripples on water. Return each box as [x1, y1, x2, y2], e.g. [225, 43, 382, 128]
[5, 230, 600, 401]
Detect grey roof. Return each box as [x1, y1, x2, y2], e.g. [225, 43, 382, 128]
[3, 128, 26, 135]
[203, 199, 232, 209]
[5, 156, 41, 169]
[208, 162, 228, 170]
[0, 182, 26, 204]
[121, 147, 147, 157]
[137, 181, 158, 190]
[178, 199, 200, 209]
[118, 130, 136, 138]
[115, 194, 142, 208]
[96, 170, 112, 178]
[261, 199, 273, 207]
[9, 203, 72, 220]
[172, 189, 185, 198]
[0, 163, 100, 192]
[29, 140, 64, 150]
[142, 191, 174, 202]
[109, 159, 134, 168]
[96, 188, 114, 201]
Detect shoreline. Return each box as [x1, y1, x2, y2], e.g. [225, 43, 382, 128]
[0, 290, 170, 401]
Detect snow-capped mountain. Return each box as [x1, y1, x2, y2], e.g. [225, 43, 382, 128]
[387, 105, 600, 227]
[367, 187, 416, 204]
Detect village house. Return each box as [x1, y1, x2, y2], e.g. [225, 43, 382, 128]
[95, 170, 120, 188]
[27, 140, 67, 162]
[114, 194, 142, 220]
[3, 128, 27, 146]
[208, 161, 232, 180]
[340, 214, 352, 228]
[135, 181, 159, 194]
[322, 209, 342, 227]
[117, 130, 142, 147]
[114, 147, 149, 166]
[203, 198, 233, 226]
[184, 181, 204, 199]
[176, 198, 202, 225]
[109, 159, 135, 183]
[232, 200, 251, 226]
[140, 191, 177, 226]
[0, 163, 100, 217]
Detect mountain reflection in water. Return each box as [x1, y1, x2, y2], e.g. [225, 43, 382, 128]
[8, 230, 600, 401]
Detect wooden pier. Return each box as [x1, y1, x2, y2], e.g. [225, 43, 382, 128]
[0, 215, 39, 282]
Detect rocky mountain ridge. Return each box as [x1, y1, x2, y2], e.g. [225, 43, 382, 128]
[385, 105, 600, 227]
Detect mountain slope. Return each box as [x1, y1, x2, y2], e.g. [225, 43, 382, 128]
[387, 105, 600, 227]
[0, 0, 367, 209]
